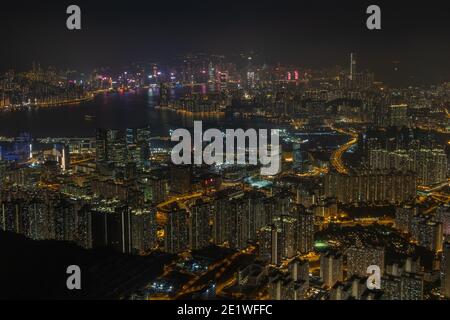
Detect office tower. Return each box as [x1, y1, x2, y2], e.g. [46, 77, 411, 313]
[126, 126, 151, 170]
[96, 127, 151, 170]
[292, 142, 307, 172]
[441, 242, 450, 298]
[292, 205, 314, 253]
[107, 129, 127, 164]
[410, 215, 443, 252]
[131, 206, 157, 255]
[189, 199, 212, 250]
[95, 128, 108, 162]
[349, 53, 356, 81]
[320, 252, 344, 288]
[91, 201, 132, 253]
[164, 204, 189, 254]
[136, 126, 151, 168]
[395, 205, 418, 234]
[208, 61, 215, 83]
[346, 244, 385, 277]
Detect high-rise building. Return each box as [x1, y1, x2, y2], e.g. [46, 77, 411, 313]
[213, 190, 267, 249]
[189, 199, 212, 250]
[164, 204, 189, 254]
[131, 206, 157, 254]
[170, 165, 191, 195]
[437, 205, 450, 239]
[349, 53, 356, 81]
[410, 214, 443, 252]
[441, 242, 450, 298]
[386, 104, 410, 127]
[91, 200, 132, 253]
[259, 224, 279, 265]
[292, 204, 314, 253]
[259, 216, 297, 265]
[272, 215, 297, 261]
[346, 244, 385, 277]
[320, 252, 344, 288]
[325, 170, 416, 204]
[400, 273, 424, 300]
[368, 148, 447, 186]
[95, 128, 108, 162]
[395, 205, 418, 234]
[96, 127, 151, 170]
[383, 270, 425, 300]
[289, 258, 309, 286]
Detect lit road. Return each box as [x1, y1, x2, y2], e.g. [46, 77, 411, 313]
[330, 126, 358, 174]
[70, 157, 95, 165]
[156, 192, 203, 213]
[171, 246, 256, 299]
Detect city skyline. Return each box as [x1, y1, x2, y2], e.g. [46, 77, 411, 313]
[1, 0, 449, 303]
[1, 0, 449, 86]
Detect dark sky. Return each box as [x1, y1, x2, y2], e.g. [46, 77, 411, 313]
[0, 0, 449, 85]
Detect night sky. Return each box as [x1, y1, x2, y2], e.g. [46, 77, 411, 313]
[1, 0, 449, 85]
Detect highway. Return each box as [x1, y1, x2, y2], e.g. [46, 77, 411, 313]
[156, 192, 203, 211]
[329, 126, 358, 174]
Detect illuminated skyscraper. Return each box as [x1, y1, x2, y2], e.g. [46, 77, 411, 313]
[292, 205, 314, 254]
[189, 199, 212, 250]
[131, 206, 157, 254]
[350, 53, 356, 81]
[164, 204, 189, 254]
